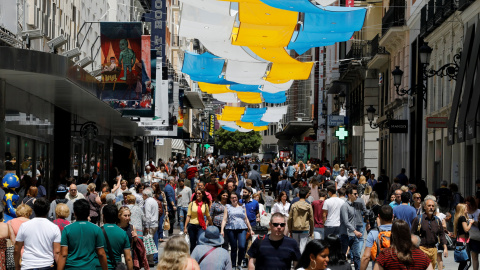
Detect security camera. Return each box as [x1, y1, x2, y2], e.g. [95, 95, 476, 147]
[75, 57, 93, 68]
[61, 47, 81, 59]
[47, 36, 67, 53]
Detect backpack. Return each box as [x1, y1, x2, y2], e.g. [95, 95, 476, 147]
[154, 197, 164, 217]
[370, 227, 391, 261]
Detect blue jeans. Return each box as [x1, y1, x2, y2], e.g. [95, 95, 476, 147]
[340, 234, 361, 270]
[153, 213, 165, 263]
[187, 223, 204, 253]
[177, 206, 188, 232]
[355, 224, 365, 257]
[226, 229, 247, 267]
[324, 226, 340, 238]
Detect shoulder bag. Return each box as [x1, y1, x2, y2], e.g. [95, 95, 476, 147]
[197, 247, 216, 265]
[101, 227, 128, 270]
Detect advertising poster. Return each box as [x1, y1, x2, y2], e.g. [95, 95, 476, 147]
[100, 22, 153, 111]
[142, 81, 179, 136]
[294, 143, 310, 163]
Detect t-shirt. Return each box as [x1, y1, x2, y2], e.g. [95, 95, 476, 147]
[16, 218, 62, 269]
[191, 245, 232, 270]
[366, 224, 392, 248]
[247, 235, 301, 270]
[457, 216, 468, 236]
[102, 224, 131, 270]
[187, 201, 211, 225]
[322, 197, 345, 227]
[335, 175, 348, 189]
[205, 183, 221, 201]
[240, 199, 260, 226]
[393, 205, 417, 228]
[53, 218, 71, 233]
[312, 199, 325, 228]
[376, 248, 431, 270]
[60, 221, 106, 269]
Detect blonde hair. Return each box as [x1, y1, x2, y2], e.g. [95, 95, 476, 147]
[400, 185, 409, 192]
[125, 194, 136, 204]
[298, 161, 305, 171]
[157, 236, 190, 270]
[118, 206, 131, 219]
[359, 176, 367, 185]
[454, 203, 468, 237]
[55, 203, 70, 219]
[364, 186, 372, 195]
[16, 204, 32, 218]
[87, 183, 96, 192]
[334, 164, 340, 171]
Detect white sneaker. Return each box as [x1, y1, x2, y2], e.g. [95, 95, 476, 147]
[179, 231, 184, 235]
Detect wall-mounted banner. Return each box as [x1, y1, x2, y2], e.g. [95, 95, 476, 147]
[100, 22, 151, 111]
[389, 120, 408, 133]
[327, 115, 345, 126]
[426, 117, 448, 128]
[209, 114, 215, 139]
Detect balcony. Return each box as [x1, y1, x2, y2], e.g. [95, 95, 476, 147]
[367, 34, 389, 69]
[381, 0, 405, 36]
[420, 0, 457, 38]
[458, 0, 475, 11]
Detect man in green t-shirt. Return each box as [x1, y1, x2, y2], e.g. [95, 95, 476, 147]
[57, 199, 109, 270]
[102, 205, 133, 269]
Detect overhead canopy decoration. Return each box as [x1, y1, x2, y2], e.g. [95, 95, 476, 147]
[213, 92, 238, 103]
[198, 83, 286, 104]
[181, 0, 232, 14]
[263, 91, 287, 104]
[181, 51, 235, 84]
[241, 107, 268, 122]
[224, 61, 269, 84]
[261, 105, 288, 122]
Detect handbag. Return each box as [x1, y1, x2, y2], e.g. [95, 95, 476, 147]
[143, 232, 158, 255]
[163, 215, 171, 231]
[6, 239, 14, 269]
[454, 242, 469, 262]
[101, 227, 128, 270]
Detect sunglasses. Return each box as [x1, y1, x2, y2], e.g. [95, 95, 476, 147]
[272, 223, 286, 227]
[414, 197, 421, 199]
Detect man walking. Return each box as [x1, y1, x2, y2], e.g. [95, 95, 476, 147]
[164, 178, 176, 236]
[102, 205, 133, 270]
[66, 184, 85, 202]
[14, 198, 61, 270]
[373, 169, 389, 204]
[247, 213, 301, 270]
[393, 192, 417, 227]
[176, 178, 192, 236]
[143, 188, 159, 267]
[360, 205, 393, 270]
[340, 185, 362, 270]
[411, 198, 448, 269]
[322, 185, 345, 237]
[389, 189, 403, 208]
[335, 168, 348, 191]
[57, 199, 108, 269]
[288, 187, 314, 253]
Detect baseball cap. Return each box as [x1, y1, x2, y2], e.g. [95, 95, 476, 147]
[56, 184, 68, 193]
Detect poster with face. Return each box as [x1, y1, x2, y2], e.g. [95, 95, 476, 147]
[100, 23, 153, 112]
[294, 143, 309, 163]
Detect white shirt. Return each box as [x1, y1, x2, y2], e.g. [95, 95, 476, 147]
[154, 171, 168, 183]
[144, 197, 159, 228]
[322, 197, 345, 227]
[16, 218, 61, 269]
[335, 175, 348, 189]
[272, 202, 291, 218]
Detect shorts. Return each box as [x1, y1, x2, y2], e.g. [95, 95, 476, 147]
[470, 239, 480, 253]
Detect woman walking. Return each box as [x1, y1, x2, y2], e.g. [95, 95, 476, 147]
[210, 190, 229, 249]
[86, 183, 101, 224]
[184, 189, 213, 253]
[125, 194, 144, 240]
[455, 203, 473, 270]
[220, 192, 254, 270]
[466, 196, 480, 270]
[295, 239, 330, 270]
[374, 220, 432, 270]
[272, 191, 291, 235]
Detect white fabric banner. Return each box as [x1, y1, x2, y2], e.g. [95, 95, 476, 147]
[201, 39, 263, 62]
[262, 80, 294, 93]
[225, 61, 269, 84]
[180, 0, 232, 15]
[179, 3, 234, 41]
[212, 93, 238, 103]
[261, 106, 288, 122]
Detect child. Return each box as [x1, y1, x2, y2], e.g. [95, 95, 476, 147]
[263, 191, 275, 213]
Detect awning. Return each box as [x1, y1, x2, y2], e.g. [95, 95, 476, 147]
[327, 81, 348, 94]
[275, 121, 313, 140]
[171, 139, 186, 153]
[0, 47, 144, 136]
[184, 91, 205, 109]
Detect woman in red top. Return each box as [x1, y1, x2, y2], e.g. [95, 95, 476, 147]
[374, 220, 433, 270]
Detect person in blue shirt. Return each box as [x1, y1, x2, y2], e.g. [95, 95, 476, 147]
[164, 178, 176, 235]
[239, 187, 259, 227]
[393, 192, 417, 228]
[360, 205, 393, 270]
[389, 189, 402, 208]
[396, 168, 409, 186]
[276, 175, 293, 197]
[367, 174, 377, 188]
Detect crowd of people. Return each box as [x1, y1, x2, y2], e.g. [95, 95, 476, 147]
[1, 154, 480, 270]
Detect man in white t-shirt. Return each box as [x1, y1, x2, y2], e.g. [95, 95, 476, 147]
[335, 168, 348, 191]
[322, 185, 345, 238]
[14, 197, 61, 269]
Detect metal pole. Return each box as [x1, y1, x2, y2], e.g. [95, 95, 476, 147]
[0, 79, 6, 176]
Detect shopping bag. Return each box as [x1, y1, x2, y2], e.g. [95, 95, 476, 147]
[143, 233, 158, 255]
[163, 215, 171, 231]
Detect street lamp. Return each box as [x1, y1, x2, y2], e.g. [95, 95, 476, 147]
[366, 105, 392, 129]
[393, 43, 461, 104]
[338, 91, 346, 108]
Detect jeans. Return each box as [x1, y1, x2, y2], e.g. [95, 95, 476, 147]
[153, 213, 165, 263]
[340, 234, 361, 270]
[355, 224, 365, 257]
[291, 231, 310, 253]
[187, 223, 204, 253]
[324, 226, 341, 238]
[226, 229, 247, 267]
[177, 206, 188, 232]
[314, 227, 325, 240]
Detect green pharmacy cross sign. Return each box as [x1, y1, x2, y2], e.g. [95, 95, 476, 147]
[336, 127, 348, 140]
[204, 144, 211, 149]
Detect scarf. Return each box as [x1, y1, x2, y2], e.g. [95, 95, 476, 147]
[196, 200, 207, 230]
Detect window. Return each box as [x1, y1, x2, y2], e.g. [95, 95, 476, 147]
[5, 134, 18, 173]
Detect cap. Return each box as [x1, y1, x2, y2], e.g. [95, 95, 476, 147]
[57, 184, 68, 193]
[122, 189, 132, 195]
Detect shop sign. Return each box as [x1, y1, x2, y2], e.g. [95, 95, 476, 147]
[426, 117, 448, 128]
[389, 120, 408, 133]
[328, 115, 344, 126]
[155, 138, 164, 146]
